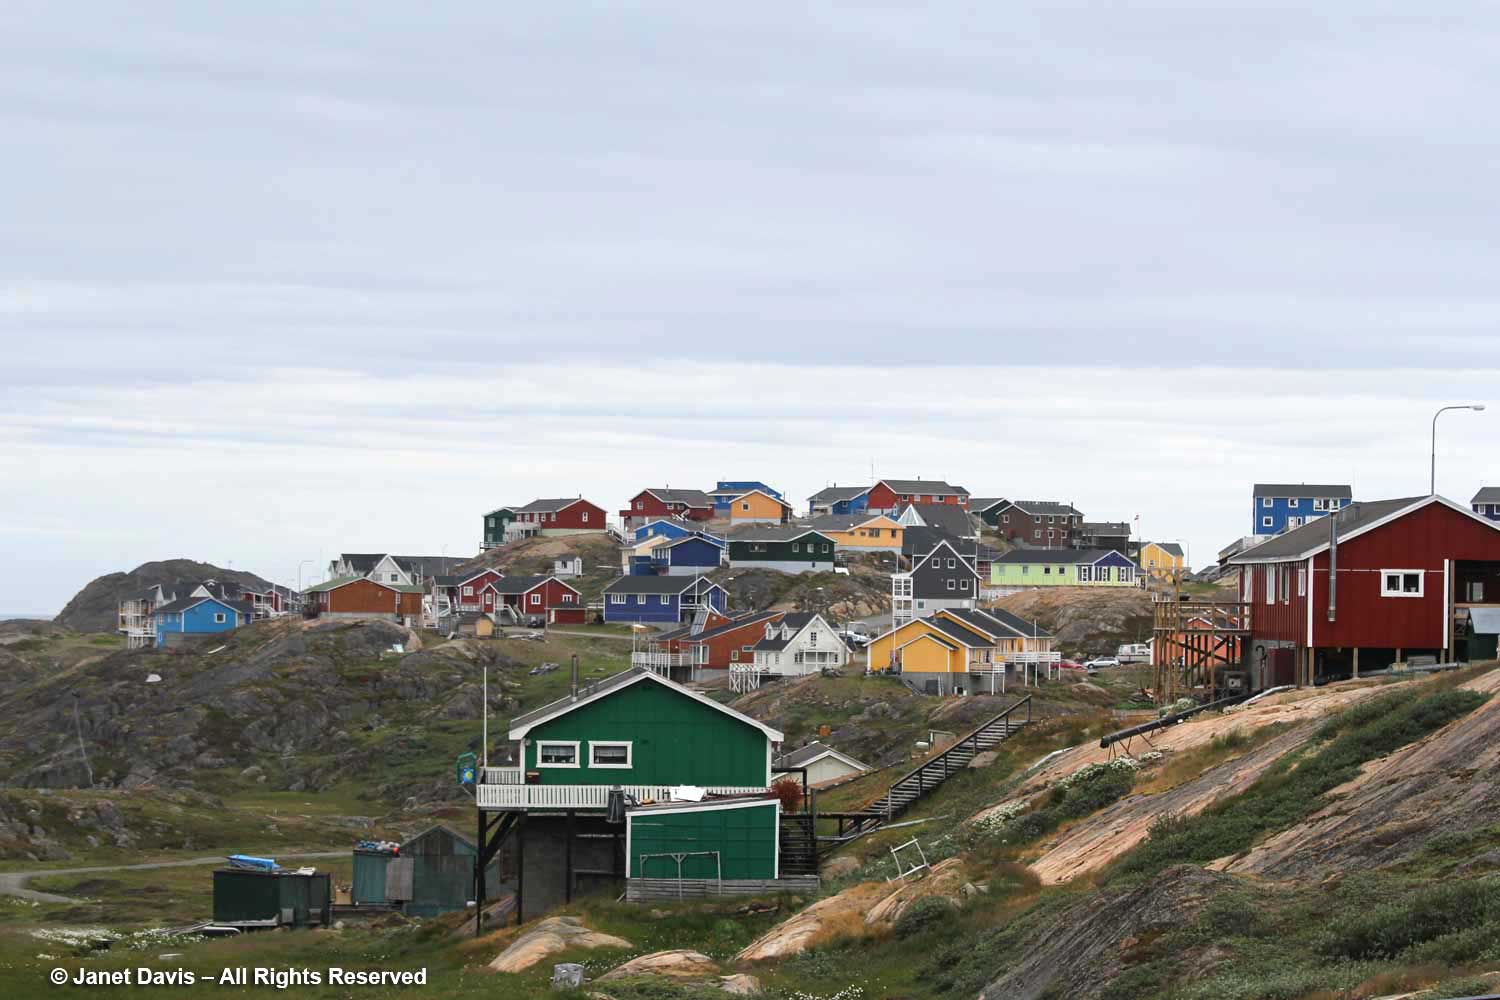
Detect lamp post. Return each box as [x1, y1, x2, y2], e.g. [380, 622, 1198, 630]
[1432, 404, 1486, 495]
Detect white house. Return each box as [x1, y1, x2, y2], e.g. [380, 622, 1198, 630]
[751, 613, 847, 677]
[775, 742, 870, 788]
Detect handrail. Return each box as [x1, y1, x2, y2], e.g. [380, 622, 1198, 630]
[867, 695, 1032, 815]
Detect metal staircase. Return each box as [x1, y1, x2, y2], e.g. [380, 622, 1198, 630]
[818, 697, 1034, 846]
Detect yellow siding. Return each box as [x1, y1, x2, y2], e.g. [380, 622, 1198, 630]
[894, 635, 959, 674]
[1141, 543, 1184, 578]
[729, 491, 790, 522]
[868, 619, 941, 672]
[822, 516, 903, 550]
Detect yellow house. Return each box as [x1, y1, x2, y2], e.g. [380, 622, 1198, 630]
[1139, 541, 1186, 579]
[866, 607, 1057, 696]
[810, 513, 903, 552]
[728, 489, 792, 525]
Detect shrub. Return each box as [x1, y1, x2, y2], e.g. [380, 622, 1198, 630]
[894, 895, 959, 939]
[1320, 878, 1500, 960]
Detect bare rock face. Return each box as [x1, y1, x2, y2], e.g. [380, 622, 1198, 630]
[718, 973, 763, 994]
[488, 916, 631, 973]
[864, 857, 969, 927]
[736, 882, 892, 962]
[979, 865, 1235, 1000]
[597, 949, 719, 982]
[821, 855, 861, 878]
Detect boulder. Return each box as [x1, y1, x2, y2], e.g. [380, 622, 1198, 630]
[598, 949, 719, 982]
[865, 858, 969, 927]
[822, 856, 861, 878]
[736, 882, 892, 962]
[968, 751, 999, 769]
[719, 973, 763, 994]
[488, 916, 631, 973]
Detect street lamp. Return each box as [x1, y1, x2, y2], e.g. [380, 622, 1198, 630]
[297, 559, 316, 592]
[1432, 404, 1486, 495]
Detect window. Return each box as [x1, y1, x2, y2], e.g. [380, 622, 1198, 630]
[636, 500, 644, 510]
[561, 593, 573, 603]
[487, 517, 495, 527]
[1262, 516, 1273, 528]
[1034, 530, 1041, 539]
[1297, 567, 1306, 597]
[1381, 570, 1424, 598]
[1021, 565, 1029, 576]
[1266, 565, 1277, 603]
[610, 594, 625, 604]
[530, 593, 541, 605]
[960, 579, 970, 591]
[822, 544, 831, 553]
[581, 511, 589, 522]
[463, 586, 473, 596]
[792, 543, 800, 552]
[214, 612, 227, 624]
[946, 579, 955, 590]
[538, 742, 580, 768]
[1002, 514, 1010, 524]
[1289, 498, 1299, 508]
[946, 558, 956, 569]
[1044, 566, 1052, 575]
[635, 595, 645, 604]
[589, 742, 631, 768]
[741, 502, 750, 511]
[1078, 565, 1092, 583]
[1262, 497, 1272, 507]
[659, 595, 669, 604]
[389, 573, 399, 582]
[1469, 581, 1486, 602]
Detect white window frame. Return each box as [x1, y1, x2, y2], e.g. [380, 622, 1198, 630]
[610, 593, 625, 604]
[659, 594, 669, 604]
[1380, 569, 1425, 598]
[530, 593, 541, 605]
[463, 586, 473, 596]
[1262, 516, 1273, 528]
[1262, 497, 1272, 508]
[1297, 566, 1306, 597]
[588, 741, 632, 769]
[1266, 565, 1277, 603]
[1288, 498, 1299, 508]
[581, 511, 589, 522]
[536, 741, 581, 768]
[214, 612, 227, 624]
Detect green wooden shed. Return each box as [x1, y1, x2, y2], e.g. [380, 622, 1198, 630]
[625, 798, 780, 880]
[212, 869, 332, 928]
[350, 826, 504, 916]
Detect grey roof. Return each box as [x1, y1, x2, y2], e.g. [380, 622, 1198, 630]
[943, 607, 1054, 640]
[657, 610, 782, 644]
[728, 524, 832, 543]
[1252, 483, 1353, 498]
[809, 513, 878, 531]
[879, 479, 968, 496]
[1003, 500, 1082, 517]
[1474, 487, 1500, 504]
[154, 595, 254, 617]
[515, 497, 591, 514]
[968, 497, 1007, 512]
[485, 505, 519, 516]
[807, 485, 870, 503]
[754, 612, 817, 651]
[900, 503, 977, 538]
[1229, 497, 1423, 563]
[643, 488, 714, 507]
[904, 527, 976, 559]
[775, 741, 868, 771]
[1148, 541, 1186, 557]
[1080, 521, 1131, 536]
[995, 548, 1126, 565]
[337, 553, 386, 575]
[1470, 607, 1500, 633]
[394, 555, 462, 578]
[923, 616, 993, 647]
[488, 574, 575, 596]
[602, 574, 720, 595]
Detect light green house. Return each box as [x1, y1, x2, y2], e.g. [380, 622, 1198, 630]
[991, 548, 1140, 592]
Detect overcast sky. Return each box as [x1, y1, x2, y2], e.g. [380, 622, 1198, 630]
[4, 3, 1499, 614]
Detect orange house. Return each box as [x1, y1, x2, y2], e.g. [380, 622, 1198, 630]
[727, 489, 792, 525]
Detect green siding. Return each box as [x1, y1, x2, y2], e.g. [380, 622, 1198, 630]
[627, 801, 778, 879]
[526, 680, 769, 787]
[991, 563, 1136, 588]
[351, 852, 390, 905]
[728, 533, 834, 564]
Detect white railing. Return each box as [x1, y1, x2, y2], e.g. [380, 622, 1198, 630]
[968, 651, 1061, 673]
[631, 651, 697, 669]
[476, 783, 767, 810]
[480, 767, 525, 784]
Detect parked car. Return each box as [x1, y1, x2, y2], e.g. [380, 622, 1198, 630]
[1085, 656, 1121, 671]
[525, 614, 546, 628]
[839, 626, 873, 647]
[1058, 659, 1084, 670]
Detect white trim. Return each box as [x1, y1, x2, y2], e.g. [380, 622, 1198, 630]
[1235, 496, 1500, 564]
[588, 740, 633, 769]
[1306, 556, 1315, 646]
[776, 746, 870, 773]
[509, 668, 784, 741]
[1379, 568, 1426, 598]
[626, 797, 780, 818]
[536, 740, 581, 768]
[1444, 558, 1452, 650]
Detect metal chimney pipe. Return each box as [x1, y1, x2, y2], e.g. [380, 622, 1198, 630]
[1327, 508, 1339, 622]
[570, 654, 580, 701]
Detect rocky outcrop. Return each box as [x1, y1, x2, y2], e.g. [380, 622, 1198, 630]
[54, 559, 276, 633]
[1222, 668, 1500, 879]
[863, 858, 969, 926]
[736, 882, 892, 962]
[979, 866, 1235, 1000]
[488, 916, 631, 973]
[597, 949, 719, 981]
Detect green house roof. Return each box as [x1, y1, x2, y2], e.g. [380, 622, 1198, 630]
[508, 667, 783, 742]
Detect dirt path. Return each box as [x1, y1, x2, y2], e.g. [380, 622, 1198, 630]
[0, 851, 346, 904]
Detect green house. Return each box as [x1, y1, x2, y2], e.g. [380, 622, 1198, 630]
[991, 548, 1141, 592]
[726, 526, 837, 574]
[482, 506, 517, 549]
[504, 668, 782, 794]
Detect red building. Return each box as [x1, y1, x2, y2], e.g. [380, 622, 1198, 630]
[865, 479, 969, 515]
[510, 497, 607, 536]
[1230, 495, 1500, 688]
[437, 568, 505, 614]
[483, 575, 585, 624]
[635, 610, 786, 682]
[619, 488, 716, 530]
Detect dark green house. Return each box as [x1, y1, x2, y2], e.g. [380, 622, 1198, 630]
[470, 668, 801, 920]
[726, 525, 837, 574]
[482, 506, 517, 549]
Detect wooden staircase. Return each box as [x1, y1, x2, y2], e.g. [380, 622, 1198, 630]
[825, 696, 1033, 845]
[778, 812, 819, 876]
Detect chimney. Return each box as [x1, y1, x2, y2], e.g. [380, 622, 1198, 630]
[570, 654, 580, 700]
[1327, 511, 1338, 622]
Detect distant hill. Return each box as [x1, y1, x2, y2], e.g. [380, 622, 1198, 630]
[54, 559, 277, 633]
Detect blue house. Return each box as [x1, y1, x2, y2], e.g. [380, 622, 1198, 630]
[807, 485, 870, 517]
[709, 481, 783, 514]
[602, 575, 728, 625]
[1252, 483, 1352, 535]
[1474, 488, 1500, 522]
[152, 595, 252, 648]
[635, 518, 724, 545]
[652, 535, 724, 576]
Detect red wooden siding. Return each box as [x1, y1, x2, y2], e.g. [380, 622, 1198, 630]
[621, 491, 713, 522]
[866, 483, 967, 512]
[321, 579, 422, 616]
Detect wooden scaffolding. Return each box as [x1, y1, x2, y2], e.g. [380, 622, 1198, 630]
[1151, 596, 1251, 703]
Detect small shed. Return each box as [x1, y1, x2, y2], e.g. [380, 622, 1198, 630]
[475, 613, 499, 639]
[1468, 607, 1500, 662]
[625, 798, 780, 881]
[351, 826, 504, 917]
[212, 868, 332, 928]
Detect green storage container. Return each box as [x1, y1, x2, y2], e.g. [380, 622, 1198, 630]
[351, 851, 392, 905]
[212, 869, 332, 927]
